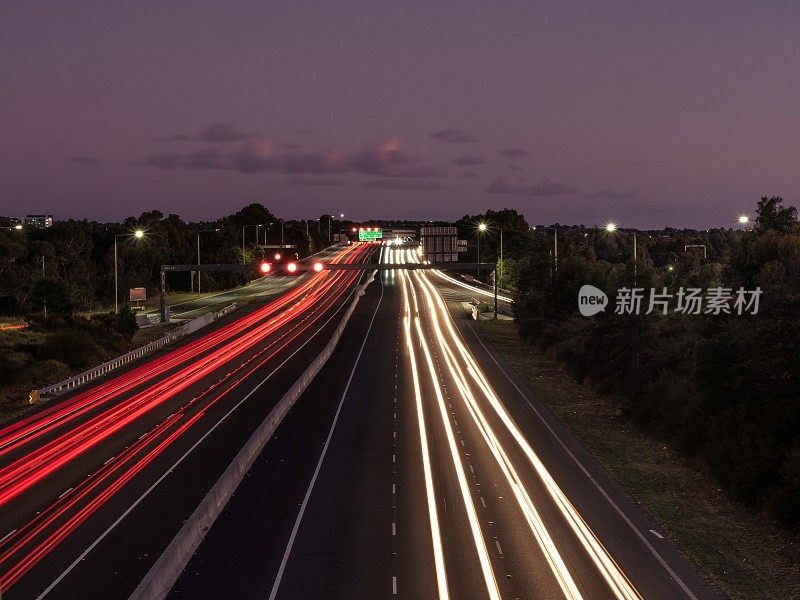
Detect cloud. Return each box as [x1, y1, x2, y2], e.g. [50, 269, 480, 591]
[186, 147, 237, 170]
[461, 171, 480, 179]
[286, 176, 346, 187]
[361, 179, 447, 191]
[137, 153, 183, 169]
[429, 129, 478, 143]
[140, 133, 444, 178]
[347, 138, 446, 177]
[169, 123, 250, 143]
[485, 176, 577, 196]
[67, 156, 103, 166]
[506, 164, 522, 172]
[589, 190, 639, 201]
[453, 155, 488, 166]
[499, 147, 529, 160]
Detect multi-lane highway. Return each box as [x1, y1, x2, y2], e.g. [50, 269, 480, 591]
[170, 245, 722, 600]
[142, 246, 348, 321]
[0, 242, 376, 599]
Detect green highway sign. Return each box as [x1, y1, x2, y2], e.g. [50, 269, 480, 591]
[358, 228, 383, 241]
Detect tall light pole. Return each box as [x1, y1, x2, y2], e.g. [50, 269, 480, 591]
[606, 222, 637, 283]
[197, 228, 220, 295]
[532, 226, 558, 277]
[500, 228, 504, 282]
[241, 224, 264, 264]
[477, 222, 487, 276]
[114, 229, 144, 314]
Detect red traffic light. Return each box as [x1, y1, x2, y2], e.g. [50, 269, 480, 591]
[285, 262, 298, 274]
[259, 262, 271, 274]
[312, 262, 324, 273]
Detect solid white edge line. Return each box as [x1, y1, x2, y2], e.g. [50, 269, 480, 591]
[465, 322, 700, 600]
[267, 278, 385, 600]
[34, 259, 368, 600]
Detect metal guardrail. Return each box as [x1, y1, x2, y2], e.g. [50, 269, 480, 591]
[31, 303, 238, 403]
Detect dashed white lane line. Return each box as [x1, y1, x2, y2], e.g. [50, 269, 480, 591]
[392, 576, 398, 595]
[480, 497, 487, 508]
[649, 529, 664, 539]
[467, 324, 700, 600]
[495, 539, 504, 556]
[392, 522, 396, 536]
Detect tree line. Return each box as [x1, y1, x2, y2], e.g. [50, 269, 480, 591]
[0, 204, 342, 315]
[460, 198, 799, 527]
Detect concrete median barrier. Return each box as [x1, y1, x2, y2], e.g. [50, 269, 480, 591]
[128, 272, 376, 600]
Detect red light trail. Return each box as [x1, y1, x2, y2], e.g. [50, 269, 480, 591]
[0, 242, 374, 593]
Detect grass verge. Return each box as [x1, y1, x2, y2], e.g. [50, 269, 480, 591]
[472, 319, 799, 600]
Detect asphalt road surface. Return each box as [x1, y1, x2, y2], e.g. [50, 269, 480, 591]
[0, 242, 376, 600]
[143, 245, 348, 321]
[170, 246, 723, 600]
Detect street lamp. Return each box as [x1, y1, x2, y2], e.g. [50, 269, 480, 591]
[738, 215, 749, 225]
[605, 222, 637, 283]
[197, 228, 220, 295]
[114, 229, 145, 314]
[476, 222, 488, 275]
[241, 224, 264, 264]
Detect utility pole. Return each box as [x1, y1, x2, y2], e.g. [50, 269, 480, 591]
[494, 268, 498, 320]
[197, 234, 201, 295]
[554, 228, 558, 275]
[500, 229, 503, 282]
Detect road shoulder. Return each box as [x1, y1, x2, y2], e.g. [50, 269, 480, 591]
[463, 318, 799, 600]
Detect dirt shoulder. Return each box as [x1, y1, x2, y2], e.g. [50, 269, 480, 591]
[472, 319, 800, 600]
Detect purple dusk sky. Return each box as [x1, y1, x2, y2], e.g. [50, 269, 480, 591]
[1, 1, 798, 228]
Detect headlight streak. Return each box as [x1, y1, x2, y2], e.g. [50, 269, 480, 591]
[397, 243, 500, 600]
[413, 271, 583, 600]
[399, 264, 450, 600]
[418, 269, 642, 600]
[433, 271, 512, 304]
[407, 273, 501, 600]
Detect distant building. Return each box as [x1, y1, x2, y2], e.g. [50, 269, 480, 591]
[23, 214, 53, 228]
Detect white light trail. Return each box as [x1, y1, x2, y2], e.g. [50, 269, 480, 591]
[414, 271, 583, 599]
[419, 269, 642, 600]
[433, 271, 512, 303]
[399, 254, 449, 599]
[405, 270, 501, 600]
